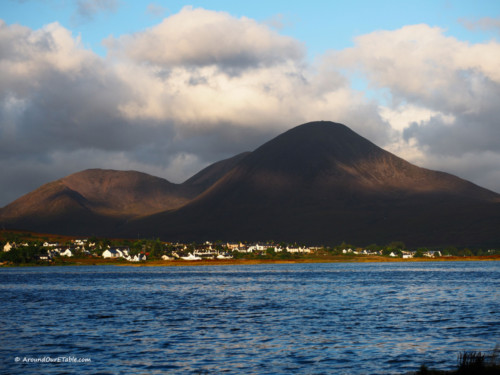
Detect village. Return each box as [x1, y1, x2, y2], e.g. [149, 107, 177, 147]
[1, 238, 317, 263]
[1, 233, 494, 265]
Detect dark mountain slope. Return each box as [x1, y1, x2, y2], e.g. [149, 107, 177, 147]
[2, 121, 499, 246]
[183, 152, 251, 191]
[60, 169, 197, 216]
[0, 179, 113, 236]
[127, 122, 500, 247]
[0, 152, 258, 235]
[0, 169, 198, 235]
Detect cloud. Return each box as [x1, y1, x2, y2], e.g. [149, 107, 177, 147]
[104, 6, 305, 72]
[459, 17, 500, 33]
[0, 10, 392, 207]
[146, 3, 167, 18]
[262, 13, 295, 31]
[0, 20, 173, 204]
[1, 11, 500, 207]
[0, 21, 136, 154]
[74, 0, 119, 23]
[334, 25, 500, 110]
[331, 24, 500, 193]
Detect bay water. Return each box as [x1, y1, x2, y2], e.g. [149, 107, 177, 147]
[0, 261, 498, 374]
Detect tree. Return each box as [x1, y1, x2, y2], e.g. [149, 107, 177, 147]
[463, 248, 473, 257]
[279, 251, 292, 259]
[382, 248, 393, 256]
[1, 242, 44, 264]
[337, 241, 354, 251]
[149, 238, 163, 258]
[444, 246, 457, 256]
[366, 243, 380, 252]
[388, 241, 405, 250]
[413, 249, 426, 258]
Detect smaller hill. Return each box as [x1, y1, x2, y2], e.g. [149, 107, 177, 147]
[0, 169, 197, 235]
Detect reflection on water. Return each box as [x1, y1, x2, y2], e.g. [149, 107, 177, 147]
[0, 262, 499, 374]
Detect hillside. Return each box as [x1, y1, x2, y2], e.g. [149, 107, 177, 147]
[2, 121, 499, 246]
[126, 122, 500, 247]
[0, 169, 196, 235]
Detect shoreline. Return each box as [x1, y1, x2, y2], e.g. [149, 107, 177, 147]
[2, 255, 499, 268]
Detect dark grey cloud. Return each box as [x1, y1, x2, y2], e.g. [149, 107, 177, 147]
[0, 21, 180, 205]
[403, 109, 500, 158]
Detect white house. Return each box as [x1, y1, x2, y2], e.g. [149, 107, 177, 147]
[3, 242, 13, 252]
[102, 249, 120, 258]
[130, 254, 147, 262]
[60, 249, 73, 257]
[424, 250, 442, 258]
[247, 244, 267, 252]
[226, 243, 243, 251]
[102, 247, 130, 259]
[193, 249, 217, 257]
[74, 239, 87, 246]
[286, 246, 311, 254]
[181, 253, 202, 260]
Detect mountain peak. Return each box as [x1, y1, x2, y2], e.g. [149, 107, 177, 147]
[234, 121, 398, 189]
[2, 121, 499, 246]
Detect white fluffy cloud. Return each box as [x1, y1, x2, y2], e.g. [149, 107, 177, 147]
[332, 24, 500, 192]
[104, 6, 305, 71]
[335, 25, 500, 109]
[1, 11, 499, 206]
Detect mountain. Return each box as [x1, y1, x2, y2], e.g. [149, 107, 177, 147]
[183, 152, 251, 191]
[0, 154, 252, 236]
[0, 169, 193, 235]
[125, 121, 500, 247]
[2, 121, 499, 246]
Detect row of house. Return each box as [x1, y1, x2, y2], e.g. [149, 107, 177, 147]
[342, 248, 442, 258]
[102, 248, 147, 262]
[168, 242, 313, 258]
[169, 250, 233, 260]
[3, 238, 452, 261]
[1, 240, 146, 262]
[3, 242, 29, 252]
[2, 241, 79, 258]
[39, 247, 77, 260]
[222, 243, 313, 254]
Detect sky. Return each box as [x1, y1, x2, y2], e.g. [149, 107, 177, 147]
[1, 0, 500, 206]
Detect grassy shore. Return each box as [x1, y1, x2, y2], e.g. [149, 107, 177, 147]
[3, 254, 498, 267]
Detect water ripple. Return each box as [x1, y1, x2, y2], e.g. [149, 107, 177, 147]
[0, 261, 498, 374]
